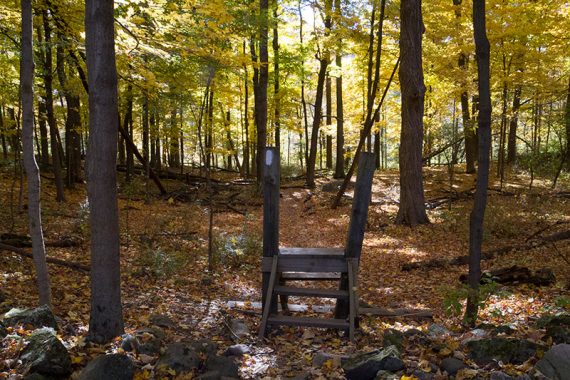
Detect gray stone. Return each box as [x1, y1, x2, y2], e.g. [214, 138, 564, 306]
[536, 314, 570, 329]
[342, 345, 401, 380]
[545, 325, 570, 344]
[205, 356, 239, 378]
[136, 328, 164, 355]
[489, 372, 531, 380]
[467, 337, 543, 364]
[427, 324, 451, 339]
[535, 344, 570, 380]
[229, 319, 249, 339]
[190, 339, 218, 356]
[312, 351, 343, 367]
[149, 314, 177, 328]
[224, 344, 250, 357]
[157, 342, 200, 373]
[3, 305, 58, 330]
[20, 329, 71, 376]
[79, 354, 134, 380]
[0, 321, 6, 338]
[373, 370, 399, 380]
[383, 329, 404, 351]
[23, 374, 50, 380]
[440, 357, 466, 376]
[411, 370, 435, 380]
[196, 371, 221, 380]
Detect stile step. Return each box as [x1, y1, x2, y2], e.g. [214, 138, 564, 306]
[267, 315, 349, 329]
[274, 285, 348, 299]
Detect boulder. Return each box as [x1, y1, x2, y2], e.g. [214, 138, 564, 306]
[546, 325, 570, 344]
[157, 342, 200, 374]
[0, 321, 7, 338]
[312, 351, 343, 368]
[383, 329, 404, 351]
[79, 354, 135, 380]
[224, 344, 251, 357]
[489, 372, 531, 380]
[190, 339, 218, 357]
[535, 344, 570, 380]
[228, 319, 249, 339]
[466, 337, 542, 364]
[205, 356, 239, 378]
[3, 305, 58, 330]
[121, 327, 164, 355]
[411, 370, 435, 380]
[373, 370, 400, 380]
[20, 329, 71, 376]
[440, 357, 466, 376]
[22, 374, 50, 380]
[538, 314, 570, 345]
[342, 345, 402, 380]
[427, 324, 451, 339]
[149, 314, 177, 329]
[536, 313, 570, 329]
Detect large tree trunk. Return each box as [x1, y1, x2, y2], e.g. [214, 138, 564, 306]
[37, 99, 49, 167]
[396, 0, 429, 226]
[464, 0, 492, 327]
[21, 0, 51, 307]
[253, 0, 269, 187]
[273, 4, 280, 150]
[41, 10, 65, 202]
[242, 41, 250, 176]
[55, 34, 82, 186]
[85, 0, 124, 343]
[326, 74, 333, 169]
[306, 0, 332, 188]
[506, 85, 521, 165]
[453, 0, 477, 174]
[565, 77, 570, 165]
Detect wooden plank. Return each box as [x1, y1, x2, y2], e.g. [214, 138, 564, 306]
[273, 285, 349, 299]
[259, 256, 279, 339]
[267, 315, 349, 329]
[227, 301, 334, 313]
[262, 255, 348, 273]
[281, 272, 341, 281]
[262, 147, 280, 312]
[348, 259, 356, 341]
[279, 247, 344, 256]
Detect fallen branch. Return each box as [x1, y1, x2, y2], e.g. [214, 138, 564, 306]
[359, 307, 433, 319]
[402, 229, 570, 271]
[0, 242, 90, 273]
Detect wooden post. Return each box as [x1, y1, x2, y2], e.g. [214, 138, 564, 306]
[345, 152, 375, 259]
[262, 147, 280, 313]
[336, 151, 375, 319]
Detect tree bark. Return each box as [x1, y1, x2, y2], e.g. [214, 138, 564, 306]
[506, 85, 521, 165]
[396, 0, 429, 226]
[273, 3, 280, 150]
[21, 0, 52, 307]
[565, 77, 570, 165]
[306, 0, 332, 188]
[40, 10, 65, 202]
[243, 41, 250, 176]
[254, 0, 269, 187]
[37, 99, 49, 167]
[464, 0, 492, 327]
[85, 0, 124, 343]
[326, 74, 333, 169]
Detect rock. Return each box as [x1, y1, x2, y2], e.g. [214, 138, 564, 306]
[546, 325, 570, 344]
[383, 329, 404, 351]
[411, 370, 435, 380]
[489, 372, 531, 380]
[136, 328, 164, 355]
[157, 342, 200, 374]
[190, 339, 218, 356]
[149, 314, 176, 329]
[427, 324, 451, 339]
[493, 325, 517, 336]
[467, 337, 542, 365]
[224, 344, 251, 357]
[23, 374, 50, 380]
[312, 351, 343, 368]
[536, 313, 570, 329]
[120, 333, 137, 352]
[342, 345, 401, 380]
[453, 350, 466, 360]
[196, 371, 222, 380]
[205, 356, 239, 378]
[440, 357, 466, 376]
[374, 370, 400, 380]
[20, 329, 71, 376]
[79, 354, 134, 380]
[0, 321, 6, 338]
[229, 319, 249, 339]
[535, 344, 570, 380]
[3, 305, 58, 330]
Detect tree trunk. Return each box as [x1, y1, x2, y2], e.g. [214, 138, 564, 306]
[506, 85, 521, 165]
[0, 106, 7, 160]
[273, 3, 280, 150]
[142, 91, 150, 172]
[565, 77, 570, 165]
[306, 0, 332, 188]
[55, 34, 82, 186]
[41, 10, 65, 202]
[243, 41, 250, 176]
[256, 0, 269, 187]
[85, 0, 124, 343]
[326, 75, 333, 169]
[396, 0, 429, 226]
[168, 105, 180, 168]
[37, 100, 49, 167]
[464, 0, 492, 327]
[21, 0, 52, 307]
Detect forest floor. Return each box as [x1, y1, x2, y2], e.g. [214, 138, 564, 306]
[0, 161, 569, 379]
